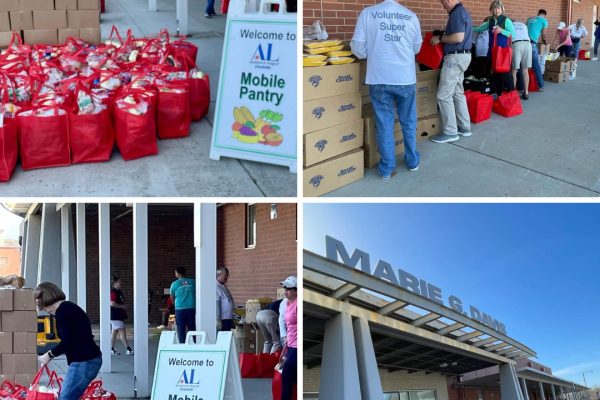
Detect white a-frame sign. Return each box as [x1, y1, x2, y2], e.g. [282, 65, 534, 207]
[209, 0, 297, 173]
[151, 331, 244, 400]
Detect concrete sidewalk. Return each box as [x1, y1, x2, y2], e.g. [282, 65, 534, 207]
[0, 0, 296, 197]
[324, 60, 600, 197]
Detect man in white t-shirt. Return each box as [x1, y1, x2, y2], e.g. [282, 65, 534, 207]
[569, 19, 588, 59]
[216, 266, 234, 332]
[512, 21, 533, 100]
[351, 0, 422, 179]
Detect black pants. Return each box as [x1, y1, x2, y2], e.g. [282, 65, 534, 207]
[220, 319, 233, 331]
[491, 71, 515, 95]
[282, 347, 297, 400]
[472, 56, 492, 80]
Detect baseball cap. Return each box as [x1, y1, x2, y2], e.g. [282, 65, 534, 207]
[279, 276, 297, 288]
[558, 22, 566, 29]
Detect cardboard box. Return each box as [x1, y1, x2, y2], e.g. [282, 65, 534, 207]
[0, 375, 15, 383]
[304, 91, 361, 134]
[543, 71, 567, 83]
[9, 11, 34, 31]
[79, 27, 101, 45]
[78, 0, 99, 10]
[13, 332, 36, 354]
[67, 10, 100, 29]
[0, 290, 13, 311]
[277, 288, 285, 300]
[304, 148, 364, 197]
[364, 132, 404, 169]
[548, 50, 560, 61]
[255, 326, 265, 354]
[569, 68, 576, 80]
[303, 119, 363, 167]
[235, 338, 257, 354]
[234, 324, 254, 339]
[24, 29, 58, 45]
[13, 289, 36, 311]
[58, 28, 79, 44]
[1, 354, 38, 374]
[303, 63, 360, 101]
[19, 0, 54, 11]
[0, 12, 10, 31]
[363, 112, 401, 148]
[0, 332, 12, 354]
[558, 57, 577, 70]
[55, 0, 77, 9]
[0, 31, 13, 49]
[0, 0, 20, 12]
[418, 115, 441, 141]
[1, 310, 37, 332]
[245, 302, 268, 323]
[545, 60, 569, 73]
[14, 374, 35, 388]
[538, 43, 549, 54]
[33, 10, 67, 29]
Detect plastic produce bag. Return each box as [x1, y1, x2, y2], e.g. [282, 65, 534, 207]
[303, 20, 328, 40]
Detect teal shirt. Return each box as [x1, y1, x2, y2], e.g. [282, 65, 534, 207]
[526, 16, 548, 42]
[473, 17, 516, 39]
[170, 278, 196, 310]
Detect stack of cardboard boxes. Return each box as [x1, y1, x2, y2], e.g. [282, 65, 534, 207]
[234, 299, 268, 354]
[0, 288, 38, 388]
[543, 44, 577, 83]
[0, 0, 101, 48]
[303, 62, 364, 197]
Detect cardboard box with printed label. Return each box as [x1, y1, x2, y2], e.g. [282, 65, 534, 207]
[0, 290, 13, 311]
[78, 0, 100, 9]
[0, 0, 21, 12]
[33, 10, 68, 29]
[0, 332, 12, 354]
[1, 354, 38, 374]
[538, 43, 549, 54]
[15, 374, 35, 388]
[304, 148, 364, 197]
[545, 60, 569, 73]
[418, 115, 441, 141]
[303, 63, 359, 101]
[304, 91, 361, 134]
[9, 11, 34, 31]
[24, 29, 58, 45]
[1, 311, 37, 332]
[67, 10, 100, 29]
[277, 288, 285, 300]
[20, 0, 54, 11]
[557, 57, 577, 70]
[244, 301, 269, 324]
[364, 133, 404, 169]
[303, 119, 363, 167]
[13, 332, 36, 354]
[0, 13, 10, 32]
[235, 338, 257, 354]
[79, 28, 101, 45]
[13, 289, 36, 311]
[234, 324, 254, 339]
[363, 112, 401, 148]
[543, 71, 567, 83]
[59, 28, 79, 44]
[55, 0, 78, 9]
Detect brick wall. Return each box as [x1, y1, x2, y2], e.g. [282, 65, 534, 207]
[217, 203, 297, 305]
[571, 0, 600, 49]
[447, 376, 502, 400]
[304, 0, 569, 41]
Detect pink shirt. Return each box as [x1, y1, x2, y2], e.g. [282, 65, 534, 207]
[284, 297, 297, 348]
[559, 29, 572, 46]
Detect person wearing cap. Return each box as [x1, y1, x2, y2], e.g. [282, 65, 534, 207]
[554, 22, 573, 57]
[511, 20, 532, 100]
[526, 9, 548, 92]
[216, 266, 234, 332]
[256, 298, 283, 354]
[278, 276, 297, 400]
[472, 0, 517, 96]
[569, 19, 588, 59]
[429, 0, 474, 144]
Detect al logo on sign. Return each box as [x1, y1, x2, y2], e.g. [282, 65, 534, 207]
[176, 370, 200, 389]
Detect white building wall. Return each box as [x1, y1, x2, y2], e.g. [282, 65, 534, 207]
[304, 366, 450, 400]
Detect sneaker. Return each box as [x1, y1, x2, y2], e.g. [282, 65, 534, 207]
[205, 13, 211, 18]
[377, 169, 391, 180]
[157, 325, 166, 330]
[409, 164, 419, 172]
[111, 350, 120, 356]
[210, 12, 217, 16]
[457, 127, 472, 137]
[538, 87, 544, 92]
[126, 350, 134, 355]
[431, 133, 459, 143]
[592, 57, 598, 60]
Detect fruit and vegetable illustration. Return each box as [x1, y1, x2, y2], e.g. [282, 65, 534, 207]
[232, 107, 284, 147]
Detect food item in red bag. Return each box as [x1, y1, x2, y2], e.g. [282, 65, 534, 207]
[0, 103, 20, 127]
[190, 68, 205, 79]
[129, 50, 139, 62]
[20, 108, 67, 117]
[160, 88, 186, 93]
[117, 95, 149, 115]
[77, 90, 106, 115]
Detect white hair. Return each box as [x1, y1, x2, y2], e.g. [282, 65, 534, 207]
[217, 266, 229, 277]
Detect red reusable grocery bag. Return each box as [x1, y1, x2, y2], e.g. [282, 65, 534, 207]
[464, 90, 476, 108]
[114, 90, 158, 161]
[155, 82, 190, 139]
[178, 52, 210, 120]
[1, 380, 27, 399]
[17, 105, 71, 170]
[491, 33, 513, 73]
[416, 33, 444, 70]
[468, 93, 493, 124]
[257, 352, 280, 378]
[527, 69, 539, 92]
[27, 366, 62, 400]
[239, 353, 259, 378]
[0, 75, 18, 183]
[492, 90, 523, 118]
[272, 348, 297, 400]
[221, 0, 230, 13]
[80, 380, 117, 400]
[69, 81, 115, 164]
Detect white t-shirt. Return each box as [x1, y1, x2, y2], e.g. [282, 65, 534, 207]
[216, 281, 233, 320]
[569, 24, 588, 38]
[513, 22, 530, 41]
[352, 0, 422, 85]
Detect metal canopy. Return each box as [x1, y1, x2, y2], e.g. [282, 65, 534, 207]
[303, 250, 538, 367]
[454, 367, 589, 391]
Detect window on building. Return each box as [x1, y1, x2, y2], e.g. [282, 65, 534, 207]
[385, 390, 436, 400]
[245, 203, 256, 248]
[479, 391, 485, 400]
[384, 393, 401, 400]
[303, 394, 319, 400]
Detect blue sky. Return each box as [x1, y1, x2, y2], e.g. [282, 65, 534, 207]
[304, 203, 600, 388]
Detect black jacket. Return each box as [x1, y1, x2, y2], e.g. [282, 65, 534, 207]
[110, 287, 126, 321]
[52, 301, 102, 365]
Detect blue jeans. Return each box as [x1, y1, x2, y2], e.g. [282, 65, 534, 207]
[530, 43, 544, 89]
[595, 39, 600, 56]
[175, 308, 196, 343]
[369, 84, 420, 176]
[281, 347, 297, 400]
[205, 0, 216, 14]
[59, 356, 102, 400]
[572, 41, 581, 58]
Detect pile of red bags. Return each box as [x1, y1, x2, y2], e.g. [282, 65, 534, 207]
[0, 26, 210, 182]
[239, 351, 282, 379]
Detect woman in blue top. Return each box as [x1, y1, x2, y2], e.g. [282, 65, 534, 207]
[473, 0, 517, 95]
[593, 20, 600, 60]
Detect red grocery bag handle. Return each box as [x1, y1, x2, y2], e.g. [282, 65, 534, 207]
[108, 26, 123, 46]
[0, 71, 12, 106]
[81, 380, 103, 398]
[8, 31, 23, 48]
[493, 32, 512, 47]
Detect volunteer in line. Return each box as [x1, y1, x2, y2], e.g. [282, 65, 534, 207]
[429, 0, 473, 144]
[554, 22, 573, 57]
[569, 19, 588, 59]
[473, 0, 517, 95]
[216, 266, 234, 332]
[351, 0, 422, 178]
[473, 16, 492, 79]
[526, 9, 548, 92]
[170, 266, 196, 343]
[594, 20, 600, 60]
[110, 275, 134, 355]
[512, 21, 532, 100]
[279, 276, 297, 400]
[256, 297, 284, 354]
[36, 282, 102, 400]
